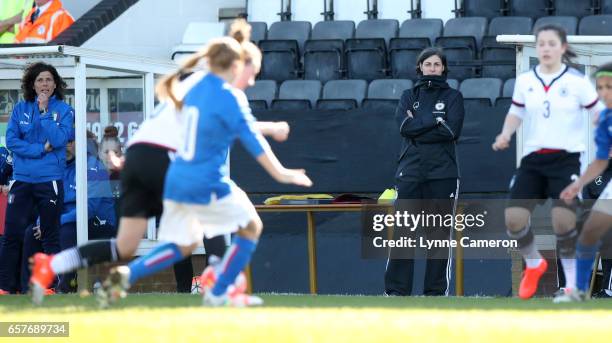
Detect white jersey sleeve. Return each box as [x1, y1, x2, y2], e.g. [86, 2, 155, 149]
[509, 74, 527, 119]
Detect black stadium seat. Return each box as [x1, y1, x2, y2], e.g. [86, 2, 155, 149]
[271, 100, 312, 110]
[245, 80, 276, 108]
[389, 37, 430, 79]
[458, 0, 506, 18]
[503, 79, 515, 98]
[321, 80, 367, 109]
[460, 78, 503, 106]
[367, 79, 412, 100]
[346, 20, 398, 81]
[481, 37, 516, 80]
[534, 16, 578, 35]
[303, 39, 345, 81]
[399, 19, 443, 45]
[258, 21, 311, 81]
[552, 0, 596, 18]
[579, 15, 612, 35]
[249, 100, 268, 110]
[488, 16, 534, 36]
[278, 80, 321, 108]
[509, 0, 551, 18]
[249, 22, 267, 44]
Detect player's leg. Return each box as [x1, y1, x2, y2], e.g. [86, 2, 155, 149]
[505, 160, 547, 299]
[576, 196, 612, 294]
[384, 181, 421, 296]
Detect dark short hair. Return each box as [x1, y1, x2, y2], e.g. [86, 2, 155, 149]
[593, 62, 612, 79]
[21, 62, 67, 102]
[416, 47, 449, 76]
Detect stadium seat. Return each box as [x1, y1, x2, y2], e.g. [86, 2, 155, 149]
[458, 0, 506, 18]
[367, 79, 412, 100]
[495, 97, 513, 109]
[278, 80, 322, 108]
[579, 15, 612, 35]
[389, 37, 430, 79]
[259, 40, 301, 81]
[481, 37, 516, 80]
[316, 99, 358, 110]
[509, 0, 551, 18]
[603, 0, 612, 14]
[361, 99, 399, 113]
[488, 17, 534, 36]
[551, 0, 596, 18]
[447, 79, 460, 90]
[442, 17, 488, 49]
[249, 100, 268, 110]
[271, 99, 312, 110]
[346, 39, 388, 81]
[459, 78, 503, 105]
[399, 19, 443, 45]
[304, 39, 345, 82]
[503, 79, 515, 98]
[266, 21, 312, 54]
[322, 80, 368, 107]
[311, 20, 355, 40]
[249, 22, 267, 44]
[345, 20, 398, 81]
[534, 16, 578, 35]
[245, 80, 276, 108]
[354, 19, 399, 45]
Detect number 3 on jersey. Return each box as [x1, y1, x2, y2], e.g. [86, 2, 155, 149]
[543, 100, 551, 118]
[179, 106, 199, 161]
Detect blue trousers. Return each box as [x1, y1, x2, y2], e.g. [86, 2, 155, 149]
[0, 181, 63, 293]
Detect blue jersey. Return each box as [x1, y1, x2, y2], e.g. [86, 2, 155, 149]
[164, 73, 268, 204]
[595, 109, 612, 160]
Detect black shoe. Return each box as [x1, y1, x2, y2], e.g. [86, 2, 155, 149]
[592, 289, 612, 298]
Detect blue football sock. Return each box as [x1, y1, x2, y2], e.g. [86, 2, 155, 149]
[212, 236, 257, 296]
[127, 242, 184, 285]
[576, 242, 598, 292]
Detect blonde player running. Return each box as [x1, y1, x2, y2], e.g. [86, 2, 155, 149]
[492, 25, 603, 301]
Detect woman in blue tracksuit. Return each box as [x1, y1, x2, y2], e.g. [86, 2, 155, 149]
[21, 134, 117, 293]
[0, 62, 74, 294]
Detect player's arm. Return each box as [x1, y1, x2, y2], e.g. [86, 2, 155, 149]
[228, 91, 311, 187]
[414, 92, 465, 143]
[253, 121, 289, 142]
[492, 113, 522, 151]
[561, 120, 611, 199]
[397, 91, 439, 138]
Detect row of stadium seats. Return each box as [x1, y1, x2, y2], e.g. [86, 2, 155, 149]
[458, 0, 609, 19]
[252, 16, 612, 82]
[245, 78, 516, 111]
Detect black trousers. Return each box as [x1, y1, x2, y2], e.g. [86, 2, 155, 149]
[0, 181, 63, 292]
[384, 178, 458, 296]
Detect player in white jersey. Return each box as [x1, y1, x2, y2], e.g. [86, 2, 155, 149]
[29, 20, 289, 305]
[492, 24, 603, 301]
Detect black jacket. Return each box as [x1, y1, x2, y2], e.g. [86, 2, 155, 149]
[395, 75, 465, 182]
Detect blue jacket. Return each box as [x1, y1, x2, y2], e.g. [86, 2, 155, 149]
[61, 155, 116, 227]
[6, 96, 74, 183]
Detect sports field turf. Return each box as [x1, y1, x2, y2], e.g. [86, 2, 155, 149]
[1, 294, 611, 342]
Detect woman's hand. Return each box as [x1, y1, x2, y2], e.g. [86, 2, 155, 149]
[276, 168, 312, 187]
[38, 92, 49, 113]
[560, 181, 581, 202]
[492, 133, 511, 151]
[271, 121, 290, 142]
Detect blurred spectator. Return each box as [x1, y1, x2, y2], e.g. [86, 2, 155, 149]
[21, 135, 117, 293]
[0, 1, 31, 43]
[0, 62, 74, 294]
[14, 0, 74, 44]
[99, 125, 123, 197]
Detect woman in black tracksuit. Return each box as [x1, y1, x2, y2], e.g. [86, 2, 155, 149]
[385, 48, 464, 296]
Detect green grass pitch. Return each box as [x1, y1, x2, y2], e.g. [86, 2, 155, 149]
[1, 294, 611, 342]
